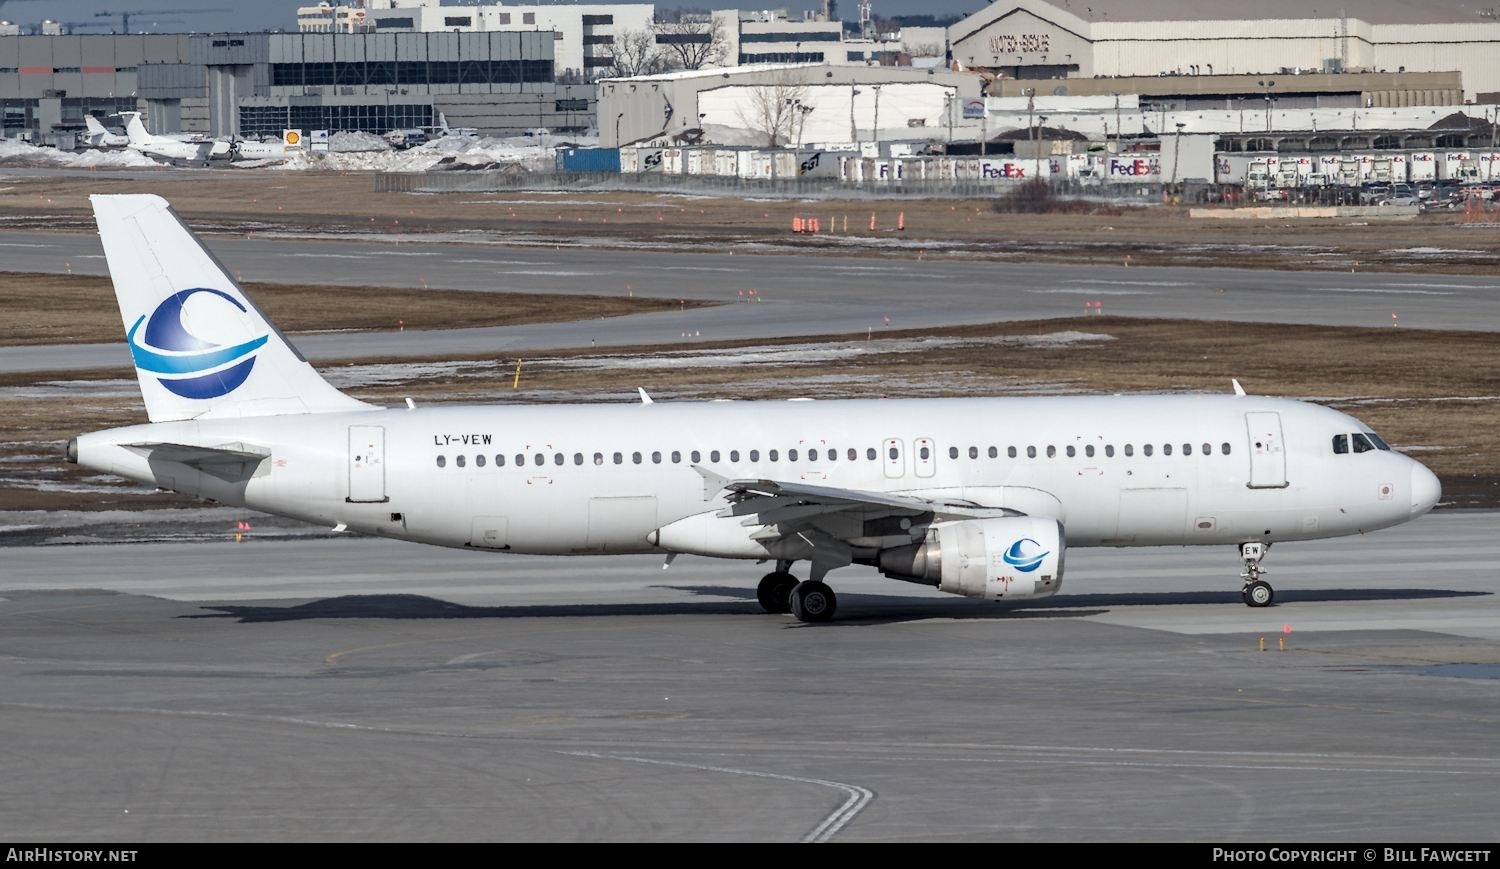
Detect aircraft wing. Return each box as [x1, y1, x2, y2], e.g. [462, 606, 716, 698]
[698, 468, 1017, 537]
[122, 442, 270, 482]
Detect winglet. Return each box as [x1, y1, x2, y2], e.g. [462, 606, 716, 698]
[1231, 378, 1246, 397]
[637, 387, 654, 405]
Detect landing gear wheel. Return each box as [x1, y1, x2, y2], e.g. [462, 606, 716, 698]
[756, 572, 798, 614]
[789, 580, 837, 623]
[1244, 580, 1274, 608]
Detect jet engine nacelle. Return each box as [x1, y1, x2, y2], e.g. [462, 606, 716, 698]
[877, 516, 1065, 601]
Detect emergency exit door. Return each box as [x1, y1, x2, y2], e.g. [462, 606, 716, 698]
[347, 425, 388, 503]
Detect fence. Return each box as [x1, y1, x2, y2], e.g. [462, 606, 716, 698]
[373, 170, 1170, 202]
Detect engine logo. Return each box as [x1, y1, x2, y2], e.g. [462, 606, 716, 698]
[1002, 537, 1049, 572]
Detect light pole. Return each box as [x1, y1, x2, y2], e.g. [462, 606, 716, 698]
[850, 87, 861, 150]
[614, 111, 624, 147]
[1171, 121, 1185, 184]
[1113, 92, 1121, 155]
[1237, 97, 1245, 135]
[943, 91, 953, 147]
[1258, 79, 1275, 133]
[793, 101, 813, 155]
[537, 94, 546, 157]
[871, 85, 882, 152]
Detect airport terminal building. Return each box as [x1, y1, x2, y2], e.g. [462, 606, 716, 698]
[0, 31, 595, 140]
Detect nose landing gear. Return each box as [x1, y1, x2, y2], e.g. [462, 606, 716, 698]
[1239, 541, 1274, 607]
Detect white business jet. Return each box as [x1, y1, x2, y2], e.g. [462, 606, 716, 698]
[82, 115, 129, 149]
[69, 195, 1442, 622]
[121, 112, 230, 165]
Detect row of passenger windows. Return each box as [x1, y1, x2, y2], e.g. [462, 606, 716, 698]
[433, 441, 1236, 469]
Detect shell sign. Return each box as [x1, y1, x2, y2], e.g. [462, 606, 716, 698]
[283, 129, 303, 147]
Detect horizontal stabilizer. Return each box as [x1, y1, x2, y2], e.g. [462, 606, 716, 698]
[123, 441, 270, 482]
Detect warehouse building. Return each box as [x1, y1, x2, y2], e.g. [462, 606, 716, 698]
[0, 31, 594, 140]
[949, 0, 1500, 103]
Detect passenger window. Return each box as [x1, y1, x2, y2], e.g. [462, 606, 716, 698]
[848, 448, 858, 461]
[456, 455, 467, 468]
[652, 451, 662, 464]
[988, 446, 997, 458]
[711, 450, 721, 462]
[1352, 433, 1375, 453]
[730, 450, 740, 462]
[919, 446, 931, 460]
[613, 452, 623, 464]
[807, 450, 817, 463]
[1203, 442, 1211, 456]
[888, 447, 898, 460]
[1124, 444, 1134, 457]
[1027, 446, 1037, 458]
[1008, 447, 1017, 458]
[573, 453, 583, 465]
[829, 449, 837, 461]
[436, 455, 446, 468]
[1085, 445, 1095, 458]
[496, 454, 505, 466]
[750, 450, 759, 462]
[1221, 442, 1232, 455]
[1143, 444, 1153, 457]
[476, 454, 486, 467]
[516, 454, 525, 467]
[534, 453, 544, 466]
[671, 450, 681, 463]
[554, 453, 563, 466]
[632, 452, 642, 464]
[1046, 445, 1056, 458]
[1065, 445, 1075, 458]
[769, 450, 779, 462]
[1163, 444, 1173, 456]
[1366, 432, 1391, 451]
[1332, 434, 1349, 454]
[1183, 443, 1192, 456]
[969, 446, 979, 459]
[594, 452, 604, 465]
[1105, 445, 1115, 457]
[691, 450, 701, 463]
[789, 449, 799, 462]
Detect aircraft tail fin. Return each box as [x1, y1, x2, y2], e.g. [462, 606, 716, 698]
[90, 194, 373, 423]
[120, 111, 150, 145]
[84, 115, 107, 136]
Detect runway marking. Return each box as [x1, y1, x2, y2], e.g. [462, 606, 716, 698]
[1313, 287, 1456, 296]
[1065, 279, 1192, 287]
[561, 750, 874, 842]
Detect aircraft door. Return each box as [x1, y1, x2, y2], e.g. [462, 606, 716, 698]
[1245, 412, 1288, 489]
[347, 425, 388, 502]
[914, 437, 937, 478]
[883, 438, 904, 479]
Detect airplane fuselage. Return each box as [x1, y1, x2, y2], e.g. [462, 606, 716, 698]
[74, 394, 1435, 557]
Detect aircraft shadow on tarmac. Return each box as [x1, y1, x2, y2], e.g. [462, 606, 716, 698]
[179, 585, 1485, 624]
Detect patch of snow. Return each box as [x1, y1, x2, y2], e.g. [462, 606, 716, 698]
[0, 138, 159, 168]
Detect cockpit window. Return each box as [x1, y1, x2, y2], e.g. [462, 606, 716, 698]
[1366, 432, 1391, 451]
[1332, 434, 1349, 454]
[1351, 433, 1375, 453]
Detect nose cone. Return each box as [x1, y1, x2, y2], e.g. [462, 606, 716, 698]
[1410, 462, 1441, 517]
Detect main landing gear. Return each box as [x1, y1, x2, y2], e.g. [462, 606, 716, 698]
[1239, 541, 1274, 608]
[756, 561, 838, 623]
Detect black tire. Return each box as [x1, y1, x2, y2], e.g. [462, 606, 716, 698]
[756, 572, 798, 614]
[1244, 580, 1274, 608]
[789, 580, 837, 623]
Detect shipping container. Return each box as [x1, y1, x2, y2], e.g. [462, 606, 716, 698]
[1440, 151, 1477, 181]
[558, 147, 620, 173]
[1408, 152, 1437, 182]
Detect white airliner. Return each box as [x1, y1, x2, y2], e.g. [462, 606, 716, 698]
[69, 195, 1442, 622]
[121, 112, 230, 165]
[230, 138, 292, 163]
[82, 115, 129, 149]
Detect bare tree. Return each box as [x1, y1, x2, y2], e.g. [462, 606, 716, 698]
[607, 28, 670, 78]
[653, 16, 728, 71]
[734, 72, 809, 147]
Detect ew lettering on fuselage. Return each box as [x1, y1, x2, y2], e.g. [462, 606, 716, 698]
[433, 434, 493, 446]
